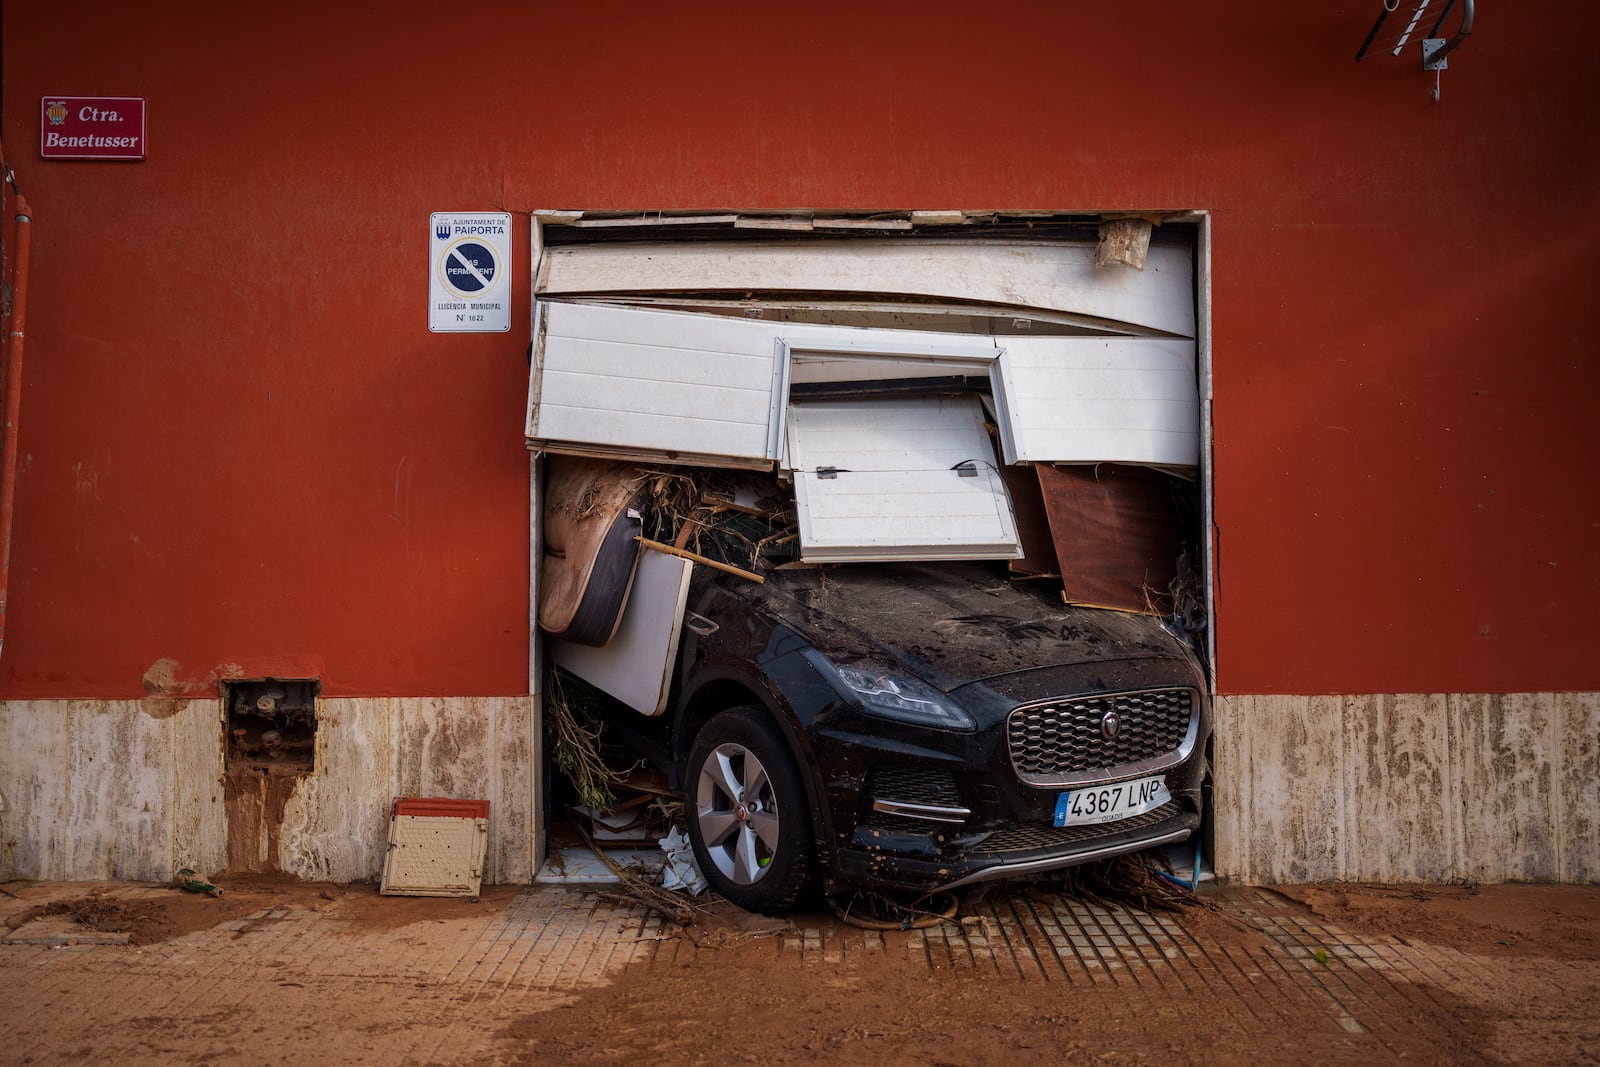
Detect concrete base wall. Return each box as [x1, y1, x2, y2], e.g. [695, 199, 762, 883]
[5, 691, 1595, 886]
[1214, 693, 1599, 884]
[0, 696, 537, 884]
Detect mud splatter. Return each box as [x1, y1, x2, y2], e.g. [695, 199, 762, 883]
[223, 767, 305, 875]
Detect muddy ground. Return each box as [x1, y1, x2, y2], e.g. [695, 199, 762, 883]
[500, 881, 1599, 1066]
[2, 877, 1596, 1066]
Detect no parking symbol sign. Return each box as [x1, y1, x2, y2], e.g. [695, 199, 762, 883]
[429, 212, 511, 332]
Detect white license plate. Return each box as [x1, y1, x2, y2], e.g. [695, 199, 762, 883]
[1053, 776, 1170, 827]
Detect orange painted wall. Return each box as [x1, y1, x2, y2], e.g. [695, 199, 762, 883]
[1, 2, 1596, 698]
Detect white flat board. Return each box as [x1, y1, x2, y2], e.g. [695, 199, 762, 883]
[430, 212, 511, 332]
[786, 395, 1021, 562]
[994, 336, 1200, 467]
[552, 550, 693, 716]
[540, 239, 1195, 338]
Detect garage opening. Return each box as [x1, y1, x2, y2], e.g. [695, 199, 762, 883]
[525, 211, 1215, 906]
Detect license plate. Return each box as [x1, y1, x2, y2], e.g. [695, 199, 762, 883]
[1054, 776, 1170, 827]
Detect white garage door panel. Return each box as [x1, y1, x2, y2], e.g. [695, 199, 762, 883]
[531, 302, 784, 467]
[1006, 370, 1196, 404]
[541, 240, 1195, 338]
[538, 368, 771, 424]
[787, 396, 1020, 562]
[997, 337, 1199, 467]
[540, 336, 778, 391]
[534, 395, 770, 459]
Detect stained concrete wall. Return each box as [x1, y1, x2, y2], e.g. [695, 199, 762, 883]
[7, 689, 1594, 886]
[1214, 692, 1600, 884]
[0, 697, 537, 884]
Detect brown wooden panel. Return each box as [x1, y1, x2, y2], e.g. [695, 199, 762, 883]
[999, 463, 1060, 577]
[1037, 464, 1186, 614]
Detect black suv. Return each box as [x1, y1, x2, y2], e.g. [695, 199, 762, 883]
[606, 557, 1210, 914]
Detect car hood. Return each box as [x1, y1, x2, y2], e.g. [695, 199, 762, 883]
[730, 561, 1195, 693]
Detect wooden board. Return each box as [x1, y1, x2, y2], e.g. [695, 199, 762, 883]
[1037, 463, 1188, 614]
[999, 462, 1061, 577]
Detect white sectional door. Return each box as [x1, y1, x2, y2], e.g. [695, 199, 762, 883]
[528, 302, 788, 469]
[993, 337, 1200, 467]
[785, 395, 1021, 562]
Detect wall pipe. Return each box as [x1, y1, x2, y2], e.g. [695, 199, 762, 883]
[0, 184, 32, 660]
[1426, 0, 1474, 66]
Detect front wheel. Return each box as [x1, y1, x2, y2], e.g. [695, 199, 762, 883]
[684, 707, 815, 914]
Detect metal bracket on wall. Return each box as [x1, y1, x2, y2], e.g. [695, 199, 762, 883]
[1422, 37, 1450, 100]
[1354, 0, 1474, 102]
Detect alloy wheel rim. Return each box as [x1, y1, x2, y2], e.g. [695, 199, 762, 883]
[695, 741, 780, 885]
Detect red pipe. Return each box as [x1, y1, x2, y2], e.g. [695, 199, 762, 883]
[0, 191, 32, 660]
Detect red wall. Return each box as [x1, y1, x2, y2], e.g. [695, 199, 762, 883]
[2, 2, 1596, 698]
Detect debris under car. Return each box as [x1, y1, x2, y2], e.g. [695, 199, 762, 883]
[539, 456, 1211, 915]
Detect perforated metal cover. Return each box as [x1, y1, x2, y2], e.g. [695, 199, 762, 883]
[380, 815, 489, 897]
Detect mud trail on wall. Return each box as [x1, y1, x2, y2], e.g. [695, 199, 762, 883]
[222, 767, 303, 874]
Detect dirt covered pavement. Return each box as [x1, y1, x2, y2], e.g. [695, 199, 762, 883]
[1, 876, 1595, 1066]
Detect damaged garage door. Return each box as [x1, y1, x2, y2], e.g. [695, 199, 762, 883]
[784, 395, 1021, 562]
[528, 305, 1199, 472]
[530, 301, 788, 469]
[523, 224, 1206, 598]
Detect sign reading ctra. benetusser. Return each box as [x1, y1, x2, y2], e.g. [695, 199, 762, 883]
[41, 96, 147, 160]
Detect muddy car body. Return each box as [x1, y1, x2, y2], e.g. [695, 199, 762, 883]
[604, 558, 1211, 913]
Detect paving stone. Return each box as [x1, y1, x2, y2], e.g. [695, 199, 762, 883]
[1, 882, 1594, 1065]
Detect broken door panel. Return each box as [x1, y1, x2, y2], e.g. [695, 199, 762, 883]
[1037, 463, 1189, 614]
[999, 461, 1062, 577]
[539, 239, 1196, 338]
[552, 549, 693, 716]
[528, 302, 788, 469]
[785, 396, 1021, 562]
[994, 337, 1200, 467]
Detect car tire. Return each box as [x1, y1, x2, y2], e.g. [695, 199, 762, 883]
[684, 706, 815, 914]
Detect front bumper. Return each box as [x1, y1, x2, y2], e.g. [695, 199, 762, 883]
[834, 799, 1201, 892]
[803, 661, 1210, 895]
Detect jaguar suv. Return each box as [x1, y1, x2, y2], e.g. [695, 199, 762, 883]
[606, 557, 1211, 914]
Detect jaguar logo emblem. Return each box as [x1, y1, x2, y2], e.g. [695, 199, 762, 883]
[1100, 711, 1122, 741]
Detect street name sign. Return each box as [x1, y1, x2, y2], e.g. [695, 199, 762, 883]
[41, 96, 147, 160]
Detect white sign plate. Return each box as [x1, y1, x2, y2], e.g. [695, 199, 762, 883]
[429, 212, 511, 332]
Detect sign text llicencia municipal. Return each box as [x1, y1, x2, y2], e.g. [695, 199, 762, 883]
[429, 212, 512, 333]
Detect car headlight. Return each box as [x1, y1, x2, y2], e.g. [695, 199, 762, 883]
[831, 663, 976, 732]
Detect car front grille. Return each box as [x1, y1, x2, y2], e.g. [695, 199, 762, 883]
[868, 765, 963, 807]
[858, 813, 945, 836]
[1007, 688, 1197, 786]
[971, 802, 1183, 856]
